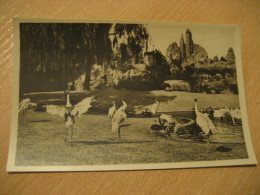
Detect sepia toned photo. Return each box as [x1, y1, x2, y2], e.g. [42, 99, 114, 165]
[7, 18, 257, 172]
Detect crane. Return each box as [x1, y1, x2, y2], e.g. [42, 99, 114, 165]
[111, 99, 127, 137]
[19, 98, 37, 115]
[194, 98, 216, 153]
[230, 108, 241, 125]
[44, 90, 94, 142]
[108, 101, 116, 119]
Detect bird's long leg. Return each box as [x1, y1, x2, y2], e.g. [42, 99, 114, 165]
[111, 121, 114, 133]
[206, 134, 210, 153]
[166, 125, 170, 137]
[174, 127, 178, 134]
[118, 126, 121, 138]
[71, 125, 74, 142]
[231, 116, 235, 125]
[65, 127, 68, 142]
[117, 126, 121, 143]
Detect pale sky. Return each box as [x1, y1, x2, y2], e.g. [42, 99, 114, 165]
[147, 23, 236, 58]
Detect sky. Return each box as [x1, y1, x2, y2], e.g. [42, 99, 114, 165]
[147, 23, 236, 58]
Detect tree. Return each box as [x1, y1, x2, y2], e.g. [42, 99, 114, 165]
[20, 23, 149, 93]
[20, 23, 104, 92]
[145, 50, 171, 88]
[213, 55, 219, 62]
[94, 24, 113, 66]
[110, 24, 149, 64]
[225, 47, 235, 64]
[20, 23, 68, 93]
[220, 56, 227, 62]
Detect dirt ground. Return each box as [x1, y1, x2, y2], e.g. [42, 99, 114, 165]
[15, 111, 248, 166]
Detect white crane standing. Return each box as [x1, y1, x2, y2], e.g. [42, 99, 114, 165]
[108, 101, 116, 119]
[194, 98, 216, 153]
[111, 99, 127, 137]
[44, 90, 94, 142]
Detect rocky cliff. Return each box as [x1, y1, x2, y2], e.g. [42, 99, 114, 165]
[179, 34, 186, 62]
[193, 44, 208, 63]
[185, 29, 194, 57]
[165, 29, 213, 67]
[166, 42, 181, 67]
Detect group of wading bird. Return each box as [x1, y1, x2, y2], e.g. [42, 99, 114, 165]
[19, 90, 241, 151]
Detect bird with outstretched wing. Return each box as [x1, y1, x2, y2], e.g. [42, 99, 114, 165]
[19, 98, 37, 115]
[43, 90, 94, 142]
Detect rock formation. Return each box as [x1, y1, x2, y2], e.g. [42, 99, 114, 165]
[185, 29, 194, 57]
[166, 42, 181, 67]
[179, 34, 186, 62]
[193, 44, 208, 63]
[225, 47, 235, 64]
[166, 30, 208, 68]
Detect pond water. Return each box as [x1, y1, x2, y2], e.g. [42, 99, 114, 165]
[157, 111, 244, 144]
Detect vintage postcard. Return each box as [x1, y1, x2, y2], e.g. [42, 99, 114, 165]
[7, 18, 257, 172]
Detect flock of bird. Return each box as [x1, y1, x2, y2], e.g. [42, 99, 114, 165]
[19, 90, 128, 141]
[213, 107, 241, 125]
[19, 91, 241, 152]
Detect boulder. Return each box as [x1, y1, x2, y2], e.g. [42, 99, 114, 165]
[164, 80, 190, 91]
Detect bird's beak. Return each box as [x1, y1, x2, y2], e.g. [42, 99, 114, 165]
[64, 90, 69, 95]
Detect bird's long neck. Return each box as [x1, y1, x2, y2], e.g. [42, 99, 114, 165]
[66, 93, 72, 108]
[122, 101, 127, 110]
[194, 101, 200, 116]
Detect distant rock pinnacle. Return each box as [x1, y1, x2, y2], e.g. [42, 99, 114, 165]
[185, 29, 194, 57]
[179, 34, 186, 62]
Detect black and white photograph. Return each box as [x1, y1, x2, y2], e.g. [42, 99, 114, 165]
[7, 18, 257, 172]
